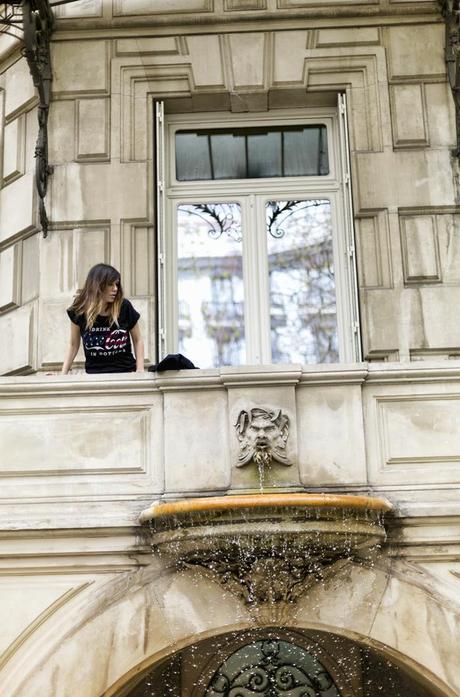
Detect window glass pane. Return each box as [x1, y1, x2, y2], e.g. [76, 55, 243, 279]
[177, 202, 245, 367]
[266, 199, 338, 364]
[175, 133, 212, 180]
[175, 125, 328, 180]
[247, 131, 282, 177]
[211, 133, 247, 179]
[284, 127, 329, 176]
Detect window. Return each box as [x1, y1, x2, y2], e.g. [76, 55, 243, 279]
[205, 639, 340, 696]
[156, 101, 360, 368]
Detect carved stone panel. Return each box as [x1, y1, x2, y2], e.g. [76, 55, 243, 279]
[234, 406, 292, 470]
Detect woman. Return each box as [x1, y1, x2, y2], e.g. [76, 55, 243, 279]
[62, 263, 144, 374]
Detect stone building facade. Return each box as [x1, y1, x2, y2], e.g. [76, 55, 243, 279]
[0, 1, 460, 695]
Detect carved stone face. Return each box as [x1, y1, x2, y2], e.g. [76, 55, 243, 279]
[235, 407, 292, 468]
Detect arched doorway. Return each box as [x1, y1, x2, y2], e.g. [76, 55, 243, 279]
[121, 628, 447, 697]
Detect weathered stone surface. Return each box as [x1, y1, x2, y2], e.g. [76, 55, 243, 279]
[164, 387, 231, 492]
[3, 57, 36, 118]
[76, 98, 110, 160]
[48, 100, 76, 164]
[0, 173, 36, 243]
[0, 6, 459, 696]
[21, 234, 39, 304]
[2, 115, 25, 184]
[49, 162, 148, 222]
[400, 215, 441, 283]
[297, 383, 367, 486]
[386, 24, 445, 79]
[0, 303, 34, 374]
[54, 0, 102, 17]
[0, 244, 19, 312]
[51, 40, 110, 95]
[391, 83, 428, 147]
[114, 0, 213, 14]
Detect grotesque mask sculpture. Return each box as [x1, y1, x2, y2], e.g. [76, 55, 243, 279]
[234, 407, 292, 469]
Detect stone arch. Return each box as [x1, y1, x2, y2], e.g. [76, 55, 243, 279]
[112, 626, 457, 697]
[3, 557, 459, 696]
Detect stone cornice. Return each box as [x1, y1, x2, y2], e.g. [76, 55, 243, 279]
[2, 359, 460, 395]
[48, 10, 441, 43]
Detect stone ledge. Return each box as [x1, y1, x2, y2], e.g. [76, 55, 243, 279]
[3, 359, 460, 394]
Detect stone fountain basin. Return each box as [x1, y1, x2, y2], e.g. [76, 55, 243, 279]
[140, 493, 392, 560]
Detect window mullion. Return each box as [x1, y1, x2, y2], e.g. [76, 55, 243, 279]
[155, 101, 167, 361]
[242, 195, 264, 364]
[338, 92, 362, 362]
[255, 194, 272, 364]
[166, 198, 178, 356]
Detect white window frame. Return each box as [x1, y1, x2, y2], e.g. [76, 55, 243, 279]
[156, 103, 361, 366]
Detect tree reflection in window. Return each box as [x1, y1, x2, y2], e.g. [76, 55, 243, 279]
[205, 639, 340, 696]
[266, 200, 338, 364]
[177, 200, 338, 367]
[177, 203, 245, 367]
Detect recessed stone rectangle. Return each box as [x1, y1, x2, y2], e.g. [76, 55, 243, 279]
[76, 98, 110, 161]
[52, 41, 110, 95]
[0, 245, 20, 313]
[0, 407, 148, 475]
[356, 211, 392, 289]
[0, 304, 34, 374]
[273, 31, 308, 85]
[186, 35, 225, 88]
[115, 37, 180, 55]
[316, 27, 379, 47]
[224, 0, 267, 9]
[278, 0, 378, 6]
[113, 0, 213, 15]
[21, 234, 39, 304]
[121, 224, 154, 297]
[378, 396, 460, 467]
[229, 33, 266, 89]
[2, 115, 25, 185]
[391, 84, 428, 147]
[4, 58, 36, 119]
[74, 227, 110, 287]
[55, 0, 102, 17]
[0, 173, 36, 244]
[386, 24, 445, 80]
[400, 215, 441, 283]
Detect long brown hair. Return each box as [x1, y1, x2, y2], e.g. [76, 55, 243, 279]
[68, 264, 124, 330]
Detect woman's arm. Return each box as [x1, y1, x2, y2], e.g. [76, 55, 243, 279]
[62, 323, 81, 374]
[130, 323, 144, 372]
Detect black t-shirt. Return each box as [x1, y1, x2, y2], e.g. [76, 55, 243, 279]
[67, 299, 140, 374]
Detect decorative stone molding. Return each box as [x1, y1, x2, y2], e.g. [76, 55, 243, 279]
[234, 406, 292, 470]
[182, 546, 347, 623]
[141, 493, 391, 623]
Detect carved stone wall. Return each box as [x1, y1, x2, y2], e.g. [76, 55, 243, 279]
[0, 0, 456, 373]
[0, 4, 459, 695]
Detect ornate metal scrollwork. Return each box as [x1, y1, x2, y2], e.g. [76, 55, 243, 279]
[0, 3, 24, 40]
[22, 0, 54, 236]
[440, 0, 460, 156]
[183, 548, 341, 610]
[205, 639, 340, 697]
[1, 1, 54, 236]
